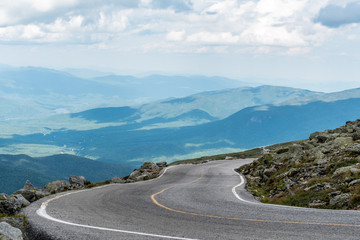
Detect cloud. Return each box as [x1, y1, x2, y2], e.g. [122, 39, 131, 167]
[0, 0, 342, 56]
[315, 1, 360, 28]
[166, 30, 185, 41]
[187, 32, 239, 44]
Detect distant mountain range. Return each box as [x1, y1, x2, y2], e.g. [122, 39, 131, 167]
[0, 66, 250, 120]
[1, 66, 360, 195]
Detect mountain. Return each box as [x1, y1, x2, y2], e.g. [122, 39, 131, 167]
[137, 85, 322, 121]
[0, 154, 133, 194]
[2, 98, 360, 166]
[0, 67, 250, 120]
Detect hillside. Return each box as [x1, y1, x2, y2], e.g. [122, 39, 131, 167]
[2, 98, 360, 165]
[0, 67, 249, 120]
[0, 154, 133, 194]
[239, 119, 360, 209]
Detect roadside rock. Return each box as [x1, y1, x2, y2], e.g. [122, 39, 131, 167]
[110, 177, 126, 184]
[13, 181, 49, 203]
[239, 119, 360, 210]
[349, 179, 360, 186]
[0, 194, 22, 215]
[45, 180, 70, 193]
[329, 193, 351, 207]
[334, 166, 360, 175]
[126, 162, 167, 182]
[0, 222, 23, 240]
[12, 195, 29, 208]
[69, 176, 87, 186]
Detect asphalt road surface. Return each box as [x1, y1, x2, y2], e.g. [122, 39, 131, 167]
[24, 159, 360, 239]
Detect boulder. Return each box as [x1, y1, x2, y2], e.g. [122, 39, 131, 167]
[140, 162, 159, 172]
[69, 176, 87, 186]
[23, 180, 34, 191]
[333, 137, 354, 146]
[0, 222, 23, 240]
[13, 180, 49, 203]
[309, 200, 327, 208]
[45, 180, 70, 193]
[156, 162, 167, 168]
[111, 177, 126, 184]
[349, 179, 360, 187]
[12, 195, 30, 208]
[0, 194, 22, 215]
[329, 193, 351, 206]
[334, 166, 360, 175]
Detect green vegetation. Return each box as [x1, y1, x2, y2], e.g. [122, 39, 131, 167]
[238, 119, 360, 210]
[85, 180, 111, 189]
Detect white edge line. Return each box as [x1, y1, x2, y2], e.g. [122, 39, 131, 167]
[36, 166, 199, 240]
[232, 169, 330, 210]
[232, 170, 259, 205]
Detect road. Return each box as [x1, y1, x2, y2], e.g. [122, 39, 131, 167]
[24, 159, 360, 239]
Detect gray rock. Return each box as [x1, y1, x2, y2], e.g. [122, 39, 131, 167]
[263, 167, 276, 177]
[156, 162, 167, 168]
[334, 166, 360, 175]
[329, 193, 351, 206]
[349, 179, 360, 187]
[140, 162, 159, 172]
[45, 180, 70, 193]
[0, 222, 23, 240]
[333, 137, 354, 146]
[0, 194, 22, 215]
[13, 180, 49, 203]
[12, 195, 30, 208]
[309, 200, 327, 208]
[69, 176, 86, 186]
[111, 177, 126, 184]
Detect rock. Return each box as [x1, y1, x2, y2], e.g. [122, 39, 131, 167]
[13, 180, 49, 203]
[309, 132, 329, 143]
[225, 156, 234, 160]
[69, 176, 87, 186]
[0, 222, 23, 240]
[12, 195, 30, 208]
[0, 218, 25, 235]
[349, 179, 360, 187]
[156, 162, 167, 168]
[0, 194, 22, 215]
[110, 177, 126, 184]
[45, 180, 70, 193]
[329, 193, 351, 206]
[23, 180, 34, 191]
[263, 167, 276, 177]
[309, 200, 327, 208]
[140, 162, 159, 172]
[333, 137, 354, 146]
[276, 148, 289, 154]
[334, 166, 360, 175]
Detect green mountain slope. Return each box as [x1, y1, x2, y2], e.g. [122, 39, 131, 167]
[0, 154, 133, 194]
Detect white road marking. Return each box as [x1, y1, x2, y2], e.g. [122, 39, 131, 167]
[232, 170, 258, 204]
[231, 169, 328, 211]
[36, 166, 199, 240]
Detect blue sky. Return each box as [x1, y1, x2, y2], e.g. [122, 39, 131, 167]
[0, 0, 360, 92]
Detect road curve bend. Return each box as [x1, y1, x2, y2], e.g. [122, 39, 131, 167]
[24, 159, 360, 240]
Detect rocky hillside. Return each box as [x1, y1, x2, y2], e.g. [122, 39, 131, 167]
[238, 119, 360, 210]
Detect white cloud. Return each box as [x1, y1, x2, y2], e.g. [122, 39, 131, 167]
[0, 0, 352, 56]
[166, 30, 185, 41]
[187, 32, 239, 43]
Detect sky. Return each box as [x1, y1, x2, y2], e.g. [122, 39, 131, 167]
[0, 0, 360, 92]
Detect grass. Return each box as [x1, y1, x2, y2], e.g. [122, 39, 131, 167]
[85, 180, 111, 189]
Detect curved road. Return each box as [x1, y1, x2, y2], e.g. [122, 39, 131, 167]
[24, 159, 360, 239]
